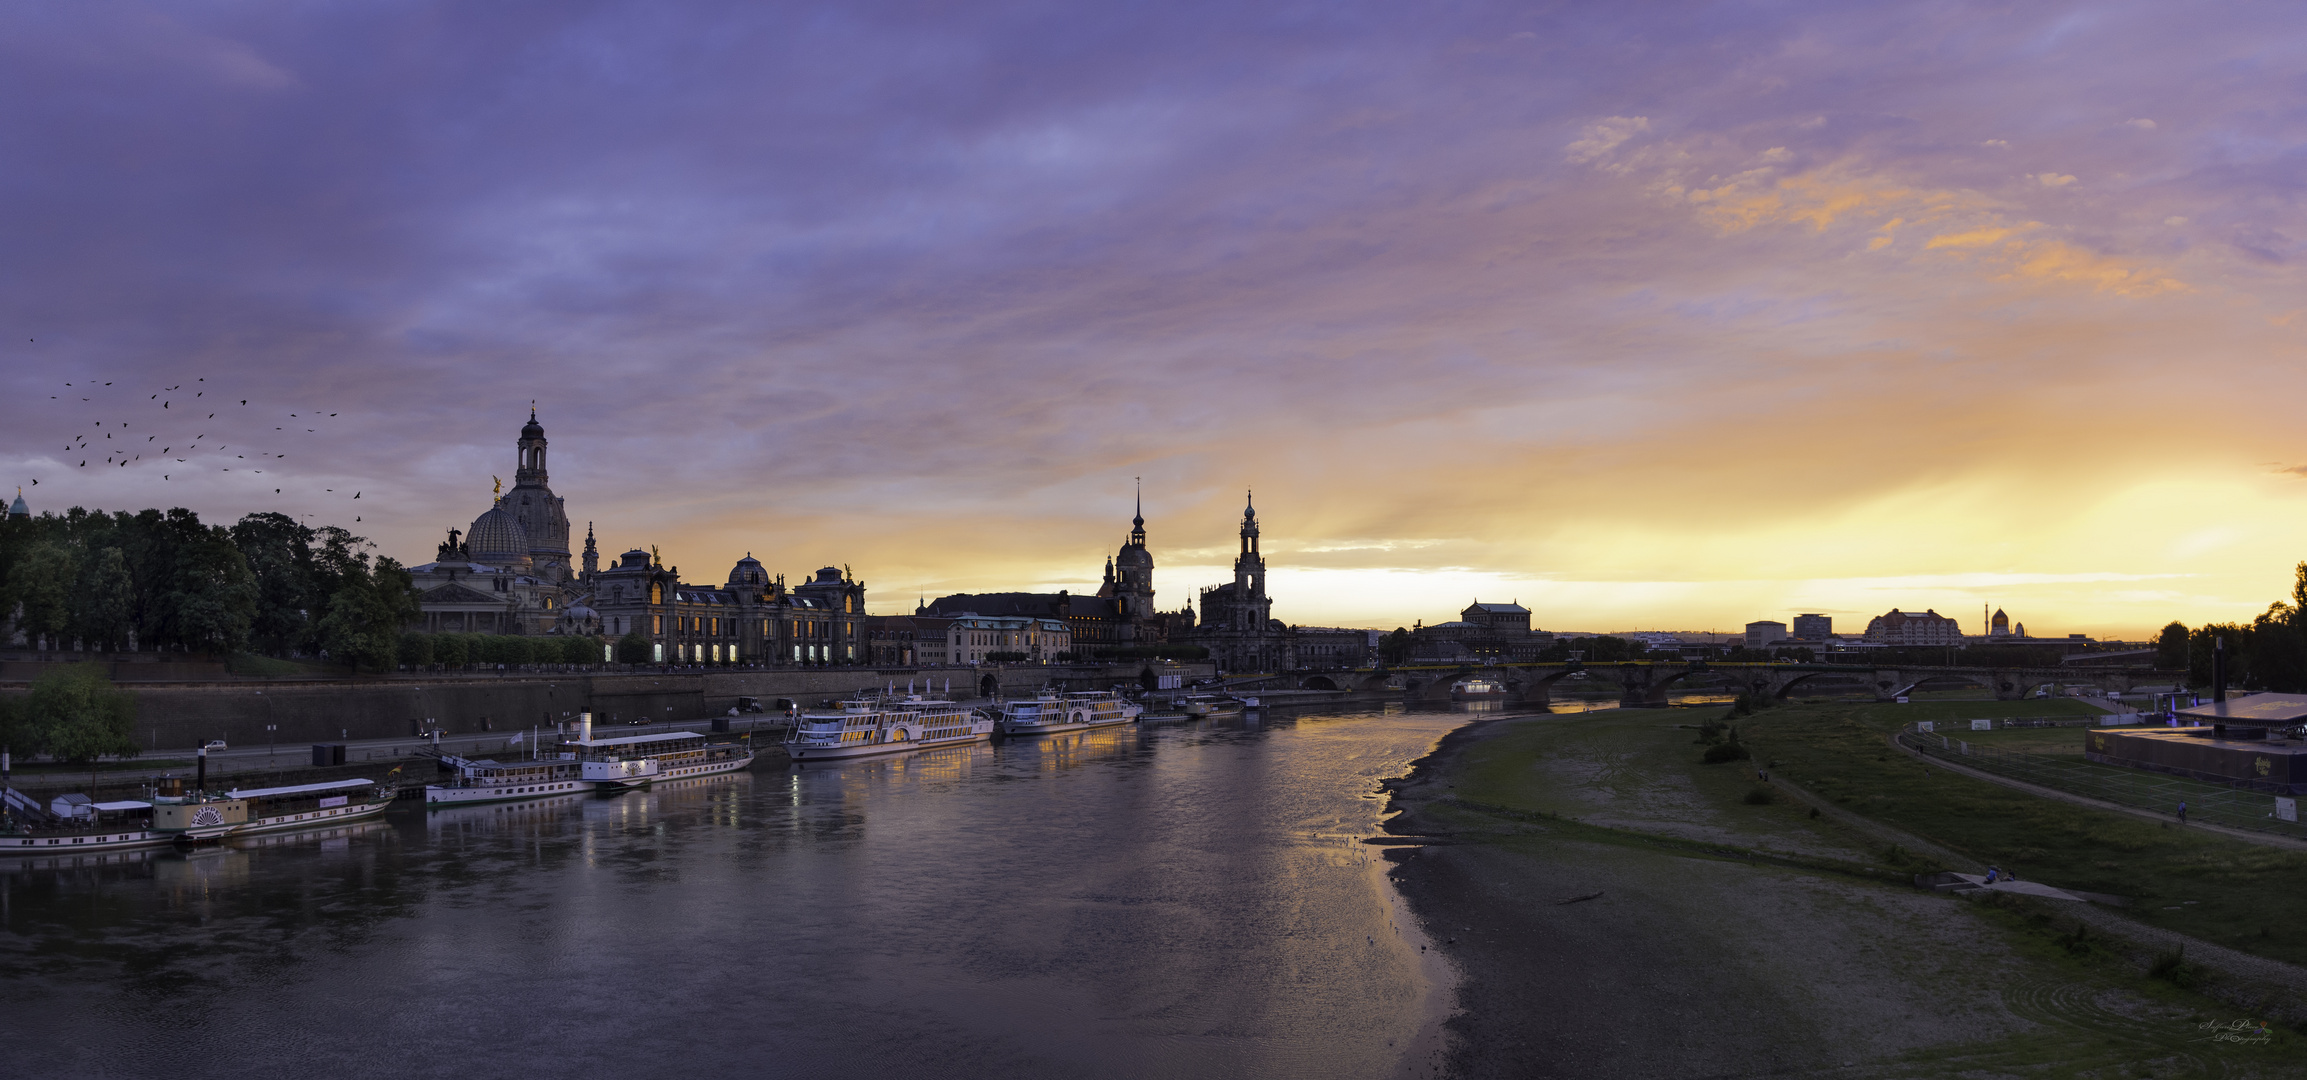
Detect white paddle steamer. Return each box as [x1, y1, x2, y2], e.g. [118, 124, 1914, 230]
[996, 689, 1142, 736]
[785, 694, 994, 761]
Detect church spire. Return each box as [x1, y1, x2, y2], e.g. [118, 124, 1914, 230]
[1129, 477, 1147, 546]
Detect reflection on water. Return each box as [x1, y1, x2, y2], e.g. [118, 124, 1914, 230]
[0, 705, 1477, 1080]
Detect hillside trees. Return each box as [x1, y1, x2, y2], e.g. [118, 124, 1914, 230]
[316, 554, 419, 670]
[0, 505, 398, 657]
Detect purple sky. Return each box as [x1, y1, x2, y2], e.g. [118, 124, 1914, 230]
[5, 3, 2305, 635]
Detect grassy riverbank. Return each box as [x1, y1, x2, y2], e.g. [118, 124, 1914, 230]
[1387, 707, 2304, 1078]
[1732, 699, 2307, 968]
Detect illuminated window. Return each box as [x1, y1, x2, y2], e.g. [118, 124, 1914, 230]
[603, 643, 614, 662]
[653, 643, 664, 662]
[653, 615, 662, 635]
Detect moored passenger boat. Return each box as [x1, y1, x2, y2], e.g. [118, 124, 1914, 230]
[785, 695, 993, 761]
[0, 798, 168, 856]
[1179, 695, 1242, 719]
[425, 755, 590, 807]
[152, 777, 396, 845]
[997, 689, 1142, 736]
[1450, 678, 1509, 699]
[562, 711, 756, 788]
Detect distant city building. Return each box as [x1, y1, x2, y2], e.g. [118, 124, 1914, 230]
[1864, 608, 1965, 646]
[1791, 613, 1831, 640]
[944, 615, 1070, 665]
[862, 614, 926, 666]
[1412, 601, 1552, 663]
[7, 488, 26, 520]
[1990, 607, 2012, 637]
[588, 556, 867, 665]
[910, 615, 955, 666]
[920, 495, 1162, 651]
[1744, 621, 1789, 648]
[1294, 627, 1377, 668]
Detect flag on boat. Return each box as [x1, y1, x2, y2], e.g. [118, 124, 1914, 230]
[509, 731, 523, 745]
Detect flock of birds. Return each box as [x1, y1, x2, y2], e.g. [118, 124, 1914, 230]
[23, 340, 367, 522]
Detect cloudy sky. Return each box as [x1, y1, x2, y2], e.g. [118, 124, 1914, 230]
[4, 2, 2304, 637]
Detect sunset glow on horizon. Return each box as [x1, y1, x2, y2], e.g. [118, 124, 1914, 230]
[5, 3, 2305, 639]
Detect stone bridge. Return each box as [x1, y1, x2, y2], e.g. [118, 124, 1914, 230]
[1256, 662, 2172, 708]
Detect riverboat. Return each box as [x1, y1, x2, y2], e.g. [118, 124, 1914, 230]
[785, 695, 994, 761]
[424, 755, 590, 808]
[562, 712, 757, 788]
[0, 797, 169, 856]
[998, 690, 1142, 736]
[1179, 694, 1243, 719]
[151, 776, 397, 844]
[1450, 678, 1509, 699]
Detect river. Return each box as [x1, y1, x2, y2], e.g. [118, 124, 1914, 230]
[1, 703, 1490, 1079]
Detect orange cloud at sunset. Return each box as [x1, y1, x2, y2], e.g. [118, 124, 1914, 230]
[3, 2, 2302, 644]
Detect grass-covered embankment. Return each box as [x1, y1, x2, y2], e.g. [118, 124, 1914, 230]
[1735, 698, 2307, 967]
[1391, 708, 2305, 1077]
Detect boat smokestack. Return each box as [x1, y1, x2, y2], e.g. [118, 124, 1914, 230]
[2214, 636, 2227, 704]
[579, 711, 593, 743]
[196, 746, 208, 792]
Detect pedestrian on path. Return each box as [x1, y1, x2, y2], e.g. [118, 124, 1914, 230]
[2178, 800, 2188, 824]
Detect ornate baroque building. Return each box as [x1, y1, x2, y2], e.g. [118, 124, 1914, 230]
[408, 411, 875, 664]
[919, 495, 1164, 653]
[408, 409, 584, 636]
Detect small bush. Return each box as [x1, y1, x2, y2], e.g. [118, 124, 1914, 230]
[2148, 946, 2198, 987]
[1742, 786, 1777, 805]
[1703, 742, 1752, 764]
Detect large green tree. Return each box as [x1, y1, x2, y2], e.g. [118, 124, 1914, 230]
[316, 556, 418, 671]
[72, 546, 138, 652]
[231, 512, 319, 655]
[2155, 621, 2189, 669]
[9, 542, 77, 649]
[616, 630, 652, 664]
[21, 664, 139, 763]
[157, 528, 259, 653]
[1379, 627, 1414, 666]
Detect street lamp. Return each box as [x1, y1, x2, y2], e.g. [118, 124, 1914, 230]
[265, 724, 278, 761]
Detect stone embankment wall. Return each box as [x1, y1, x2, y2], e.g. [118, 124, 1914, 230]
[0, 662, 1211, 750]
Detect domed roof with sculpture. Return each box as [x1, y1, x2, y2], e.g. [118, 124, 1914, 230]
[467, 503, 531, 566]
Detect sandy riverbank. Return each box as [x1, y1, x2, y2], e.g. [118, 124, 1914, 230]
[1381, 712, 2296, 1079]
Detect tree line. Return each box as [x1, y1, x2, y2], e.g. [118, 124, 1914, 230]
[2156, 561, 2307, 693]
[0, 507, 416, 667]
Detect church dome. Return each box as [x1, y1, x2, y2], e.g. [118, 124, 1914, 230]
[522, 410, 545, 440]
[468, 504, 531, 564]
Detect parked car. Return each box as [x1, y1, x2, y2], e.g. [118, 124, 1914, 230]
[202, 739, 228, 751]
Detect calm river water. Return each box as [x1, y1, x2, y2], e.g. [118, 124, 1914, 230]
[1, 704, 1493, 1080]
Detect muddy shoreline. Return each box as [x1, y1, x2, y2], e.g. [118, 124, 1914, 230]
[1379, 713, 2036, 1079]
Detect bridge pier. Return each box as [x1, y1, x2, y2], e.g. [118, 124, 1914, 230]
[1616, 668, 1669, 708]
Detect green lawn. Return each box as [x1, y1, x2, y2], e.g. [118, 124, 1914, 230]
[1740, 699, 2307, 967]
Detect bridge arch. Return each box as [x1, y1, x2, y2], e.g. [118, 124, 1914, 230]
[1302, 675, 1339, 691]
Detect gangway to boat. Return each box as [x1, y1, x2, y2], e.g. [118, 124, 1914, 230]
[1, 786, 51, 822]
